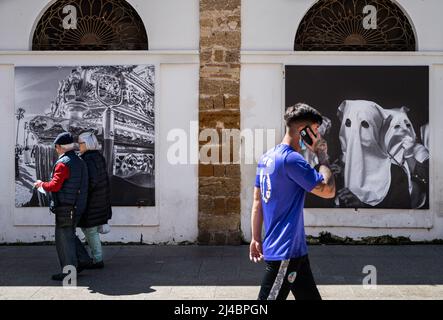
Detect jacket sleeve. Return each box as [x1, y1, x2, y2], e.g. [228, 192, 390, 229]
[86, 156, 100, 191]
[42, 163, 70, 192]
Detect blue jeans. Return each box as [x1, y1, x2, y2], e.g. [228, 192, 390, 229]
[82, 227, 103, 263]
[55, 222, 91, 272]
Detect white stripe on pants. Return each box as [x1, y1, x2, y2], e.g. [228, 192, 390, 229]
[267, 259, 290, 300]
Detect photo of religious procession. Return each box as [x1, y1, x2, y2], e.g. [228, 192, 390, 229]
[15, 65, 155, 207]
[285, 66, 429, 209]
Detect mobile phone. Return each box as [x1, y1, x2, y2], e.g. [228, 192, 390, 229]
[300, 126, 316, 146]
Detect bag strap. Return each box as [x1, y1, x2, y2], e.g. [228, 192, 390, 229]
[73, 161, 85, 210]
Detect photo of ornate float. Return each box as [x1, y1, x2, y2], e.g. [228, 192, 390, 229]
[26, 65, 155, 207]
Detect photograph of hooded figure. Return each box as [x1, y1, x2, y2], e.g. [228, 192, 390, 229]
[285, 65, 429, 210]
[383, 107, 429, 209]
[335, 101, 429, 209]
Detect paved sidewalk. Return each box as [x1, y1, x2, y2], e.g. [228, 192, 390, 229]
[1, 245, 443, 300]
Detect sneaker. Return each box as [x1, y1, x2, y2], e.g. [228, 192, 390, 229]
[78, 260, 93, 273]
[85, 261, 104, 269]
[51, 273, 69, 281]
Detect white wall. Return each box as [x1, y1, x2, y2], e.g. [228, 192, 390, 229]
[241, 0, 443, 240]
[240, 64, 284, 242]
[242, 0, 443, 52]
[0, 0, 199, 51]
[240, 52, 443, 241]
[0, 0, 201, 244]
[0, 52, 199, 243]
[2, 0, 443, 243]
[240, 0, 443, 241]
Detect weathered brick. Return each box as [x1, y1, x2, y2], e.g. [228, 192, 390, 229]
[199, 177, 241, 197]
[200, 18, 213, 28]
[200, 95, 214, 109]
[208, 73, 233, 80]
[199, 110, 240, 129]
[226, 50, 240, 63]
[200, 78, 239, 96]
[199, 164, 214, 177]
[200, 31, 241, 49]
[200, 0, 240, 12]
[223, 94, 240, 109]
[225, 164, 240, 177]
[199, 144, 222, 164]
[198, 230, 212, 244]
[214, 197, 226, 215]
[226, 230, 242, 245]
[198, 214, 240, 232]
[199, 177, 222, 196]
[213, 164, 226, 177]
[200, 65, 239, 81]
[199, 195, 214, 214]
[212, 94, 225, 109]
[200, 49, 212, 63]
[214, 49, 225, 62]
[199, 0, 241, 245]
[213, 232, 227, 245]
[226, 196, 241, 213]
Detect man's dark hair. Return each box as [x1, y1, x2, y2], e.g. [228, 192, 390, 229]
[284, 103, 323, 127]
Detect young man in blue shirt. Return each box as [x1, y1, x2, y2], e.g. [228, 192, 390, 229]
[250, 103, 336, 300]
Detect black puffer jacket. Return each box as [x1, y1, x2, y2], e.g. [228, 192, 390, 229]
[77, 150, 112, 228]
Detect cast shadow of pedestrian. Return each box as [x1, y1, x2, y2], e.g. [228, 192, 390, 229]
[77, 268, 157, 297]
[2, 244, 443, 299]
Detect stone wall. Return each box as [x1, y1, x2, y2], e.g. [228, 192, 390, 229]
[198, 0, 242, 244]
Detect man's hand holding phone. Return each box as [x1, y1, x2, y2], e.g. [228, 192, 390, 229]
[301, 126, 329, 165]
[301, 125, 336, 199]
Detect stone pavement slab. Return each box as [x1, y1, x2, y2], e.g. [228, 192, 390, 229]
[1, 245, 443, 300]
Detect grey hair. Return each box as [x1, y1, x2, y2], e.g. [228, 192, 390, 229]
[60, 143, 75, 152]
[78, 132, 100, 151]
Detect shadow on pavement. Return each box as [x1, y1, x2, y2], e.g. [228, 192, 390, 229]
[1, 245, 443, 297]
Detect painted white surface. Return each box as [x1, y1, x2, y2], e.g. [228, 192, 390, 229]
[0, 52, 199, 243]
[242, 0, 443, 52]
[0, 0, 199, 51]
[240, 52, 443, 242]
[240, 64, 284, 242]
[1, 0, 443, 243]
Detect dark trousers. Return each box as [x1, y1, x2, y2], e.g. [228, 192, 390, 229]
[258, 255, 322, 300]
[55, 219, 91, 272]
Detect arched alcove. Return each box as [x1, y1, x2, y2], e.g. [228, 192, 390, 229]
[294, 0, 416, 51]
[32, 0, 148, 50]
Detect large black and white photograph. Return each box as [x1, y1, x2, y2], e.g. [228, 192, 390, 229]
[286, 66, 429, 209]
[15, 65, 155, 207]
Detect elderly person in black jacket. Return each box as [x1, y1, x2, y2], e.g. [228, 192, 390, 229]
[77, 132, 112, 269]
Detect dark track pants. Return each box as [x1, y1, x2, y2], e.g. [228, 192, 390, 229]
[258, 255, 322, 300]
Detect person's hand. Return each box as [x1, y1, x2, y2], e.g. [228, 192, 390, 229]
[34, 180, 43, 189]
[304, 130, 330, 165]
[249, 239, 263, 263]
[402, 136, 416, 159]
[304, 129, 321, 153]
[337, 188, 364, 208]
[305, 129, 328, 157]
[314, 137, 328, 156]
